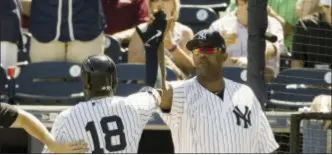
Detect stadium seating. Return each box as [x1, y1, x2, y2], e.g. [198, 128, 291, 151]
[0, 66, 9, 102]
[17, 32, 31, 63]
[11, 62, 85, 105]
[222, 67, 248, 84]
[266, 69, 331, 110]
[104, 35, 127, 64]
[178, 6, 218, 33]
[115, 63, 177, 96]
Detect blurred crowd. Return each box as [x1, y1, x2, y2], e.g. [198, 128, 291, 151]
[0, 0, 331, 108]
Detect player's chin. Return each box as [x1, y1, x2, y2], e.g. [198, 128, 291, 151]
[195, 67, 208, 75]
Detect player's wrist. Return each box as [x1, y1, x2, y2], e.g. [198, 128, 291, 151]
[43, 133, 55, 146]
[150, 88, 162, 104]
[139, 87, 162, 104]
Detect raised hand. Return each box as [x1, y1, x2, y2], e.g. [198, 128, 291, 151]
[136, 10, 167, 48]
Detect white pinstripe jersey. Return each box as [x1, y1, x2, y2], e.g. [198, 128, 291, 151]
[42, 90, 160, 153]
[159, 77, 279, 153]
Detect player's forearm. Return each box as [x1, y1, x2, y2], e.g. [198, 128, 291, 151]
[158, 82, 173, 112]
[11, 109, 55, 147]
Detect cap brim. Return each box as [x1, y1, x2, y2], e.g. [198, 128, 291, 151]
[186, 40, 213, 51]
[186, 39, 200, 51]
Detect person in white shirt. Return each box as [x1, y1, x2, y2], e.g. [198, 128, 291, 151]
[209, 0, 287, 79]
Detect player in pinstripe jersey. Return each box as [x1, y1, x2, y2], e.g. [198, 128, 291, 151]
[138, 27, 279, 153]
[42, 55, 163, 153]
[42, 11, 168, 154]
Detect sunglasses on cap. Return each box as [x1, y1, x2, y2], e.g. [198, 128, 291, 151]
[192, 47, 222, 55]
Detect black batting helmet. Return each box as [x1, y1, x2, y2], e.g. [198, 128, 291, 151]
[81, 55, 118, 99]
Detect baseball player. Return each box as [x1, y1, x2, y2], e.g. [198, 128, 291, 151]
[42, 55, 163, 153]
[138, 27, 279, 153]
[0, 102, 87, 153]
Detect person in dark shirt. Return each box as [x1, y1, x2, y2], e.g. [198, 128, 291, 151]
[101, 0, 149, 35]
[291, 0, 332, 69]
[23, 0, 106, 63]
[0, 102, 88, 153]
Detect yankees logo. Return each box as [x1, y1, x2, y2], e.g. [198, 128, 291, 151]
[196, 32, 207, 40]
[233, 106, 251, 128]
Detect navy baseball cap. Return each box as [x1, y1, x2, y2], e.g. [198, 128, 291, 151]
[186, 29, 226, 52]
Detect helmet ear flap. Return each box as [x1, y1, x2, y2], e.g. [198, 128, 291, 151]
[111, 69, 118, 91]
[82, 72, 92, 90]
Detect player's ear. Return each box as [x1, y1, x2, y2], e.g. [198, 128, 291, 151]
[217, 52, 228, 63]
[222, 52, 228, 62]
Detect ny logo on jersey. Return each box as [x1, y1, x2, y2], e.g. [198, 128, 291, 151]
[233, 106, 251, 128]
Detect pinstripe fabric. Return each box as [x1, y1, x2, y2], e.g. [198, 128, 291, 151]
[42, 92, 159, 153]
[159, 77, 279, 153]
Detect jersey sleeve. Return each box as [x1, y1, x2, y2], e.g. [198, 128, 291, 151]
[126, 88, 161, 122]
[0, 103, 18, 128]
[257, 110, 279, 153]
[42, 110, 69, 153]
[158, 81, 186, 129]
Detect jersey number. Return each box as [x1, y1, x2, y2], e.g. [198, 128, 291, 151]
[85, 116, 127, 153]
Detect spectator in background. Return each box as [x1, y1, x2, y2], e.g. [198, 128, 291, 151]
[291, 0, 332, 69]
[226, 0, 297, 50]
[102, 0, 149, 47]
[0, 0, 22, 69]
[128, 0, 195, 79]
[26, 0, 105, 63]
[296, 0, 321, 18]
[101, 0, 149, 35]
[310, 94, 331, 130]
[20, 0, 30, 31]
[210, 0, 286, 81]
